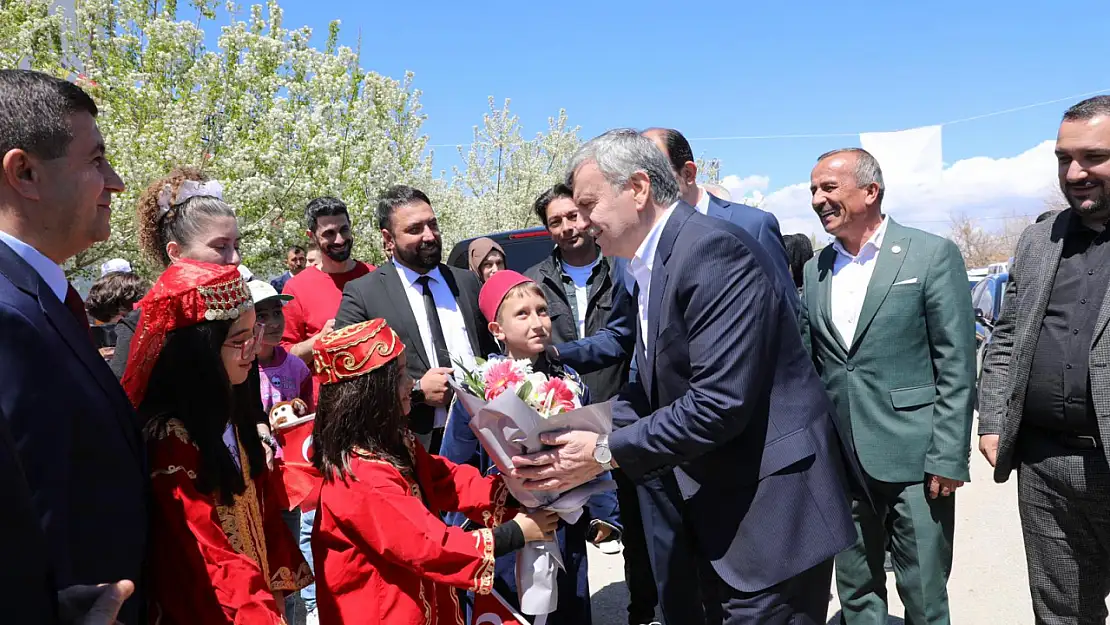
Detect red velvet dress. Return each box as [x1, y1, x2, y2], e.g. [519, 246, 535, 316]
[147, 420, 313, 624]
[313, 435, 515, 625]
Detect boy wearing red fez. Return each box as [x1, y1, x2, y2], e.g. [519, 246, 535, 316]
[441, 270, 622, 624]
[308, 319, 559, 625]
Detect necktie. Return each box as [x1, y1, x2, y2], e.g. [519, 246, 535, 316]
[64, 283, 94, 343]
[415, 275, 451, 368]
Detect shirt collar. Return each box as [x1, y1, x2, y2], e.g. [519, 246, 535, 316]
[694, 188, 711, 215]
[0, 230, 68, 301]
[832, 216, 889, 261]
[393, 258, 444, 289]
[628, 202, 678, 279]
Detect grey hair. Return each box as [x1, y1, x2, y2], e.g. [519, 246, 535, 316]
[565, 129, 680, 206]
[1063, 95, 1110, 121]
[817, 147, 885, 204]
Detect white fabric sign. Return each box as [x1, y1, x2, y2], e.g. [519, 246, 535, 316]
[859, 125, 943, 184]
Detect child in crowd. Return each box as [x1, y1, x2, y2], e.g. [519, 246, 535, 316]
[439, 270, 622, 625]
[250, 280, 314, 414]
[85, 270, 150, 361]
[121, 259, 311, 623]
[248, 279, 319, 625]
[309, 319, 558, 625]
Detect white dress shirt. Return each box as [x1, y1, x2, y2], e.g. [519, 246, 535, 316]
[694, 187, 712, 215]
[830, 218, 889, 346]
[393, 260, 478, 427]
[627, 203, 678, 347]
[0, 230, 67, 302]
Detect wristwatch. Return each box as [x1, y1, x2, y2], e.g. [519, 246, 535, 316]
[411, 379, 426, 404]
[593, 434, 613, 471]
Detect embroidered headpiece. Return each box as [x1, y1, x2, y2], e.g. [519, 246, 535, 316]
[312, 319, 405, 386]
[478, 269, 534, 323]
[156, 179, 226, 219]
[121, 259, 253, 407]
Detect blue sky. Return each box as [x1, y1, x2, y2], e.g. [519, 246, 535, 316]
[271, 0, 1098, 235]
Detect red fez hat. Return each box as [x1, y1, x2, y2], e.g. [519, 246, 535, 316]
[122, 259, 253, 407]
[478, 269, 534, 323]
[313, 318, 405, 386]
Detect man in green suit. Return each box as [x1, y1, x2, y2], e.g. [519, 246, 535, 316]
[799, 148, 976, 625]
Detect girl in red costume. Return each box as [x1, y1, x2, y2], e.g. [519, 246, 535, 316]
[122, 260, 312, 624]
[309, 318, 558, 625]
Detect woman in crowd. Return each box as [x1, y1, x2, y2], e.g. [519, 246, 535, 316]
[309, 319, 558, 625]
[784, 232, 814, 293]
[467, 237, 506, 283]
[121, 260, 311, 623]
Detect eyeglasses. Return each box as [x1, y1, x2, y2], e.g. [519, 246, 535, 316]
[223, 322, 265, 360]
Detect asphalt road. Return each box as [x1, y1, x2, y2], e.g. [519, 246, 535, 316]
[585, 416, 1096, 624]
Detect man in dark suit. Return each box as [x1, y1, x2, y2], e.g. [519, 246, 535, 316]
[979, 96, 1110, 623]
[800, 148, 975, 625]
[334, 185, 497, 451]
[0, 70, 146, 624]
[642, 127, 795, 312]
[515, 129, 857, 624]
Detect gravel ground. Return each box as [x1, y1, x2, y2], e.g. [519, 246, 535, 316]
[587, 416, 1106, 624]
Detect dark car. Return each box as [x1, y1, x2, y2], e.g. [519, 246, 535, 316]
[972, 271, 1009, 378]
[446, 227, 554, 274]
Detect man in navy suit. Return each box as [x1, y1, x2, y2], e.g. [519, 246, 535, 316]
[0, 70, 146, 624]
[515, 129, 857, 624]
[549, 127, 799, 623]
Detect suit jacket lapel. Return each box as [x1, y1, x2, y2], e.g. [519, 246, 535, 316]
[1022, 220, 1065, 352]
[815, 246, 848, 355]
[850, 220, 909, 352]
[379, 264, 430, 369]
[0, 244, 142, 459]
[706, 195, 733, 222]
[646, 203, 694, 393]
[439, 266, 486, 357]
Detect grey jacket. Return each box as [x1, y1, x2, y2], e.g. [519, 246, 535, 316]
[978, 209, 1110, 481]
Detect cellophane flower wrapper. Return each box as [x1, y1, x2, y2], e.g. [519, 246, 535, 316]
[450, 381, 615, 616]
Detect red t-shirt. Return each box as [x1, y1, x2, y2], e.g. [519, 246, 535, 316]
[280, 262, 374, 350]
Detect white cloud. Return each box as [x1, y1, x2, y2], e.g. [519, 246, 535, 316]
[719, 174, 770, 200]
[747, 140, 1060, 241]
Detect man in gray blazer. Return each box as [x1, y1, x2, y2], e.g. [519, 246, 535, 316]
[979, 95, 1110, 623]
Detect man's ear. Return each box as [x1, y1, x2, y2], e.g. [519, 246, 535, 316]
[629, 171, 652, 209]
[488, 320, 505, 342]
[1, 149, 43, 202]
[680, 161, 698, 185]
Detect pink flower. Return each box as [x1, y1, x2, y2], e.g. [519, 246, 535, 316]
[483, 359, 525, 401]
[536, 377, 578, 415]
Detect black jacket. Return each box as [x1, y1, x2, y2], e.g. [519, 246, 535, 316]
[334, 262, 498, 434]
[525, 248, 631, 402]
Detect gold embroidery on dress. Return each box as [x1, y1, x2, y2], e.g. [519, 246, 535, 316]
[151, 465, 197, 480]
[418, 579, 432, 625]
[271, 562, 313, 592]
[213, 430, 274, 587]
[470, 528, 495, 595]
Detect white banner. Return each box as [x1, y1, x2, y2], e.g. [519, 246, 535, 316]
[859, 125, 943, 184]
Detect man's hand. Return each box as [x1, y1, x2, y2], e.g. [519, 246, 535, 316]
[291, 318, 337, 364]
[420, 367, 455, 407]
[979, 434, 1000, 468]
[926, 474, 964, 500]
[59, 580, 134, 625]
[511, 430, 604, 491]
[257, 423, 275, 470]
[591, 522, 614, 545]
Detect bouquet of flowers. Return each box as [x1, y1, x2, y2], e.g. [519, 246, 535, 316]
[451, 357, 614, 618]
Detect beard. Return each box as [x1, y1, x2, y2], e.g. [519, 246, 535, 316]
[324, 240, 353, 263]
[1064, 182, 1110, 219]
[395, 239, 442, 271]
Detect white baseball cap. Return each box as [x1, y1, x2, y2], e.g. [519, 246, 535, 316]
[247, 280, 294, 305]
[100, 258, 132, 276]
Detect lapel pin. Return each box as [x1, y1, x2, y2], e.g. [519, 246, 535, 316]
[891, 245, 902, 255]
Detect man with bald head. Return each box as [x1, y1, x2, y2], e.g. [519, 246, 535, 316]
[798, 148, 976, 624]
